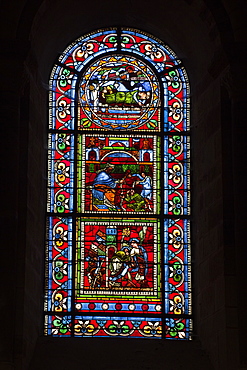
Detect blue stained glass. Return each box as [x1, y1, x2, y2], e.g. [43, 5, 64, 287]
[59, 30, 118, 71]
[49, 65, 78, 130]
[45, 315, 72, 336]
[45, 217, 73, 312]
[47, 134, 75, 213]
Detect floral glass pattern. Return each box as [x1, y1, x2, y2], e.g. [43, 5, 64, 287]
[45, 28, 192, 339]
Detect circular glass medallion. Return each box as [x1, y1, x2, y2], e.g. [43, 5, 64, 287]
[79, 54, 160, 130]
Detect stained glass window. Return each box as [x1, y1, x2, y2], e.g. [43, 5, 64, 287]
[44, 28, 192, 339]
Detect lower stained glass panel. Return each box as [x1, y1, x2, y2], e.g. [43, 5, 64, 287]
[44, 216, 191, 339]
[75, 218, 161, 315]
[44, 217, 192, 338]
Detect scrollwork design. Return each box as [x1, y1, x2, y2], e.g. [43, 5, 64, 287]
[51, 220, 70, 312]
[56, 96, 71, 123]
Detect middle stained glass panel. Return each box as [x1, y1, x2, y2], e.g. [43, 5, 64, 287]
[77, 134, 160, 214]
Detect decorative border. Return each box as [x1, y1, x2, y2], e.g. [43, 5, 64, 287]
[47, 134, 74, 213]
[45, 217, 73, 313]
[164, 135, 190, 216]
[164, 219, 191, 316]
[44, 315, 192, 339]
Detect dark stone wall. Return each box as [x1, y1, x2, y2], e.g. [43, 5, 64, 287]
[1, 0, 247, 369]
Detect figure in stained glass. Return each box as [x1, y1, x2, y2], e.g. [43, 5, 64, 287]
[85, 229, 107, 289]
[81, 222, 154, 292]
[88, 63, 151, 110]
[79, 55, 160, 130]
[108, 227, 139, 286]
[109, 236, 148, 288]
[92, 163, 122, 211]
[132, 172, 152, 206]
[123, 188, 145, 211]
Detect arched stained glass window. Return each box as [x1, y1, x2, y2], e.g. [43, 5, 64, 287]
[44, 28, 192, 339]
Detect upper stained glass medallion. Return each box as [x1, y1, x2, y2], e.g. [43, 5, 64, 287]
[79, 55, 160, 131]
[45, 28, 192, 340]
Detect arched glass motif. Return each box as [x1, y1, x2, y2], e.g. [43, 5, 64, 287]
[45, 28, 192, 339]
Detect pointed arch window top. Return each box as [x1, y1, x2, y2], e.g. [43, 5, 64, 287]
[51, 28, 189, 132]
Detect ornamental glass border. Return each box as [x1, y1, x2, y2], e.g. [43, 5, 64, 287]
[44, 27, 192, 339]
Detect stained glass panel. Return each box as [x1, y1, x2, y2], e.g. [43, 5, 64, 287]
[78, 54, 161, 131]
[45, 27, 192, 340]
[73, 316, 162, 338]
[75, 218, 161, 315]
[77, 134, 160, 213]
